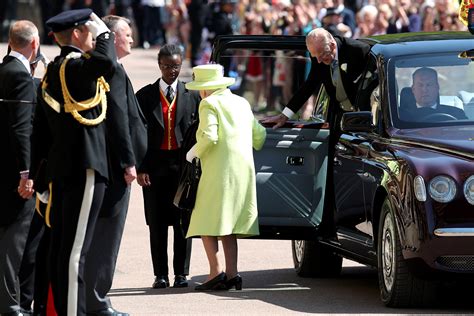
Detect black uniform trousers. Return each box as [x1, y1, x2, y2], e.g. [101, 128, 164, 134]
[84, 182, 131, 312]
[50, 169, 106, 316]
[143, 150, 191, 278]
[0, 197, 34, 314]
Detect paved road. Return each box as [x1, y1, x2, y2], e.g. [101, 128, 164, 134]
[1, 44, 473, 315]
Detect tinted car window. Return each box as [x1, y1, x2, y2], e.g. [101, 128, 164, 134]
[389, 52, 474, 128]
[217, 48, 312, 118]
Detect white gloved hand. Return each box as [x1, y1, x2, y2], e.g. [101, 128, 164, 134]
[186, 144, 198, 163]
[85, 13, 110, 39]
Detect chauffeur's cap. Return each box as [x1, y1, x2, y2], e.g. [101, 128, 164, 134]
[46, 8, 92, 33]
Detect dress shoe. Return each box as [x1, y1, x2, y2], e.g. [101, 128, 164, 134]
[173, 275, 188, 288]
[152, 276, 170, 288]
[225, 274, 243, 290]
[87, 307, 129, 316]
[195, 272, 227, 291]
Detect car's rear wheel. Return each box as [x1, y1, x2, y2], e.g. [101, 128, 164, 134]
[377, 197, 436, 307]
[291, 240, 342, 277]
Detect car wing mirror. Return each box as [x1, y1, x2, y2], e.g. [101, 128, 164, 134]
[341, 111, 375, 133]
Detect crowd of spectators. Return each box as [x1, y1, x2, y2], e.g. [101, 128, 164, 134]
[1, 0, 467, 61]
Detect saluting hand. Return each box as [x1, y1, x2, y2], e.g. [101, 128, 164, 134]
[137, 173, 151, 187]
[85, 12, 110, 39]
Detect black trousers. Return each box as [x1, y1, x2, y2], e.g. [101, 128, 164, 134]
[0, 197, 34, 314]
[50, 169, 106, 316]
[143, 166, 191, 278]
[85, 182, 131, 312]
[18, 211, 45, 312]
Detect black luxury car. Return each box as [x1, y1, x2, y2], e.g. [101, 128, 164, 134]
[208, 32, 474, 307]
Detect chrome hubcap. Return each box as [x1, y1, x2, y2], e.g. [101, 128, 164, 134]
[382, 214, 395, 291]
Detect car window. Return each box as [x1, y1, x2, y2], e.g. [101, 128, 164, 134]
[389, 52, 474, 128]
[216, 48, 312, 120]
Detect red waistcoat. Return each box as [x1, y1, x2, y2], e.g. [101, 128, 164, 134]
[160, 90, 178, 150]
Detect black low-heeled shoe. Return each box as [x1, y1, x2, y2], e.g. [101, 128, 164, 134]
[195, 272, 227, 291]
[225, 274, 242, 290]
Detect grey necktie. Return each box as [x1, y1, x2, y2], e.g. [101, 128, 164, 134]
[166, 86, 174, 104]
[330, 59, 339, 87]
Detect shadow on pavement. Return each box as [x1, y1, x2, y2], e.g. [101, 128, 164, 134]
[108, 266, 474, 314]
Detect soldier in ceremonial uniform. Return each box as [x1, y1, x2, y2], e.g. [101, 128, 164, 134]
[0, 20, 40, 316]
[30, 9, 116, 316]
[84, 15, 147, 316]
[136, 44, 200, 289]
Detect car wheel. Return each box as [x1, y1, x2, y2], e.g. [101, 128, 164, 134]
[377, 197, 436, 307]
[291, 240, 342, 277]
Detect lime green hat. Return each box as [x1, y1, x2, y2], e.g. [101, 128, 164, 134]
[185, 64, 235, 91]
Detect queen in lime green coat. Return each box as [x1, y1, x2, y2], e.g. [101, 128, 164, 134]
[185, 64, 266, 291]
[186, 87, 266, 238]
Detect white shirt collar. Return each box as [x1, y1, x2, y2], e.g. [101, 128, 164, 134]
[416, 103, 437, 109]
[159, 78, 178, 94]
[64, 45, 84, 53]
[9, 51, 31, 74]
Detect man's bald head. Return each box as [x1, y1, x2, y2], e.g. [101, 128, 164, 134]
[8, 20, 39, 51]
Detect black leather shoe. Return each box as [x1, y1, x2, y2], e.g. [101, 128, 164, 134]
[225, 274, 243, 290]
[173, 275, 188, 288]
[152, 276, 170, 289]
[195, 272, 227, 291]
[87, 307, 129, 316]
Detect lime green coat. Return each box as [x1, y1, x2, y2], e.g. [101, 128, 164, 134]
[186, 88, 266, 238]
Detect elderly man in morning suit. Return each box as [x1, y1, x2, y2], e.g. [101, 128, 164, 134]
[0, 20, 40, 316]
[263, 27, 370, 128]
[84, 15, 147, 316]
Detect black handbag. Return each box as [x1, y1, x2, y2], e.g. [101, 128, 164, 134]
[173, 157, 201, 211]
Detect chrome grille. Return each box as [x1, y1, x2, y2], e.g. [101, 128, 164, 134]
[436, 256, 474, 271]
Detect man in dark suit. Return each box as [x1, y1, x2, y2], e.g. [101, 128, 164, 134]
[136, 44, 200, 289]
[399, 67, 467, 121]
[84, 15, 147, 316]
[263, 27, 370, 128]
[0, 19, 40, 316]
[30, 9, 116, 315]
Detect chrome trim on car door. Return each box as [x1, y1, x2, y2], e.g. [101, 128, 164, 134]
[434, 228, 474, 236]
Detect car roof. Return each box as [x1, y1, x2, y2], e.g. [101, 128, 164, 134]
[365, 32, 474, 58]
[211, 32, 474, 60]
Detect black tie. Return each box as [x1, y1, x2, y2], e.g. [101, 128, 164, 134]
[166, 86, 174, 104]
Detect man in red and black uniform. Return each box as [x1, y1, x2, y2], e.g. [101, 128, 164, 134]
[136, 44, 200, 289]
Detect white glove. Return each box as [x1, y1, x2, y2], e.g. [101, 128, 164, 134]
[186, 144, 198, 163]
[85, 13, 110, 39]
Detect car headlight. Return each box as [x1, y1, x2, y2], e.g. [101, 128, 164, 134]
[463, 176, 474, 205]
[413, 175, 426, 202]
[429, 175, 457, 203]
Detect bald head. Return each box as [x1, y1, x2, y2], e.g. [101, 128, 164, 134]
[306, 28, 337, 65]
[9, 20, 39, 50]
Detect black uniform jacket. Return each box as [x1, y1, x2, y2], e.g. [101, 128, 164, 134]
[0, 55, 36, 225]
[31, 32, 116, 182]
[105, 63, 147, 184]
[135, 80, 200, 176]
[286, 36, 370, 113]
